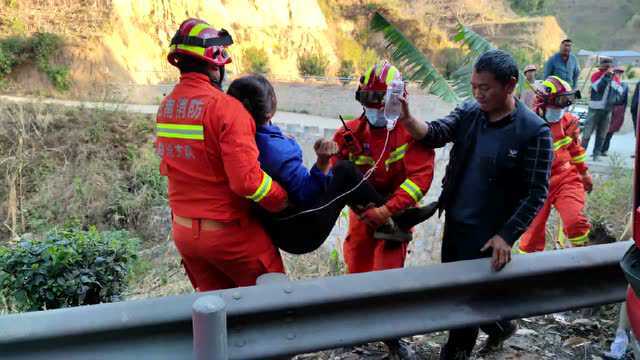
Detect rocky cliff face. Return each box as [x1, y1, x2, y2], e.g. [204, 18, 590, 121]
[104, 0, 339, 83]
[0, 0, 569, 99]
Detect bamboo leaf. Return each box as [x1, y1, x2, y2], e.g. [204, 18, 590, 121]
[370, 12, 459, 103]
[451, 22, 527, 100]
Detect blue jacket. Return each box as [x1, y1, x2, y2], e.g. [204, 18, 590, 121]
[544, 53, 581, 89]
[255, 123, 331, 208]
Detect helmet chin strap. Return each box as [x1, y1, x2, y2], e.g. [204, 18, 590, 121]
[208, 66, 225, 89]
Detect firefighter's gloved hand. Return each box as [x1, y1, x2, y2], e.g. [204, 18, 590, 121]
[581, 172, 593, 193]
[360, 205, 392, 229]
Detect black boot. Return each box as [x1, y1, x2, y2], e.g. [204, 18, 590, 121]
[477, 322, 517, 355]
[393, 201, 439, 230]
[373, 220, 413, 242]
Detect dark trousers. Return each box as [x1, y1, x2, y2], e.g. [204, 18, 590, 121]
[602, 132, 614, 154]
[259, 160, 385, 254]
[582, 108, 612, 157]
[441, 219, 514, 357]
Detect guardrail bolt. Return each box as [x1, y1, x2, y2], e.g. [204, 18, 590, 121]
[192, 295, 228, 360]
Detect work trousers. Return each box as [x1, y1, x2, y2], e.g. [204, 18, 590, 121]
[260, 160, 385, 255]
[582, 108, 612, 157]
[440, 219, 515, 358]
[173, 216, 284, 291]
[519, 168, 590, 252]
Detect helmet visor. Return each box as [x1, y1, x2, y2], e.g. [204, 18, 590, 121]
[553, 92, 576, 108]
[356, 90, 386, 107]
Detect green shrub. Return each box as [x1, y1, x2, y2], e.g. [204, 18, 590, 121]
[297, 51, 329, 77]
[243, 46, 269, 74]
[0, 227, 139, 312]
[337, 59, 355, 84]
[0, 32, 70, 91]
[508, 0, 554, 15]
[438, 48, 466, 79]
[585, 155, 634, 242]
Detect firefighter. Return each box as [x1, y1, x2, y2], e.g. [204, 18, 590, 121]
[156, 18, 288, 291]
[333, 61, 435, 359]
[518, 76, 593, 253]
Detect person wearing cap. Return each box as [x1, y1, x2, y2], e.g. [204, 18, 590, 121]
[519, 64, 539, 109]
[544, 39, 581, 89]
[156, 18, 289, 291]
[581, 57, 624, 160]
[601, 66, 629, 156]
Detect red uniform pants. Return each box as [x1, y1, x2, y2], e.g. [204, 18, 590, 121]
[172, 216, 284, 291]
[519, 169, 590, 253]
[343, 210, 408, 273]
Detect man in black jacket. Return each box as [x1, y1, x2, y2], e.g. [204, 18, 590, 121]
[399, 50, 553, 359]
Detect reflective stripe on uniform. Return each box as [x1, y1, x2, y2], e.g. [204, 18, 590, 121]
[399, 178, 424, 203]
[568, 230, 590, 246]
[349, 153, 376, 166]
[571, 152, 587, 164]
[246, 172, 273, 202]
[553, 136, 572, 151]
[385, 143, 408, 166]
[156, 123, 204, 140]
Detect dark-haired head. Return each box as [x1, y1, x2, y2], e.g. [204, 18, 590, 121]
[227, 74, 277, 125]
[471, 49, 518, 113]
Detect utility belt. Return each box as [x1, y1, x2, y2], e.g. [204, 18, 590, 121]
[173, 215, 239, 231]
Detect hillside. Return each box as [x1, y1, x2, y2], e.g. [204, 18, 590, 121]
[554, 0, 640, 51]
[0, 0, 567, 100]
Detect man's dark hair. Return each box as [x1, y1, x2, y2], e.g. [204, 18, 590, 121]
[561, 39, 572, 44]
[473, 49, 519, 85]
[227, 74, 277, 125]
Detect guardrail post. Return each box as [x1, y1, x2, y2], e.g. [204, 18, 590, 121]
[192, 295, 227, 360]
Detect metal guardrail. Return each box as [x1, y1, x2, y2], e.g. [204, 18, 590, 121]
[0, 241, 631, 359]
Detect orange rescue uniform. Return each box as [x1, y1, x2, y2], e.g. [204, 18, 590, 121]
[333, 116, 435, 273]
[519, 112, 591, 252]
[156, 73, 288, 291]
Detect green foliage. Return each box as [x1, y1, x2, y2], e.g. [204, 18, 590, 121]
[0, 103, 165, 242]
[243, 46, 269, 74]
[451, 23, 532, 100]
[437, 48, 466, 79]
[508, 0, 555, 15]
[502, 45, 544, 72]
[586, 155, 634, 241]
[450, 23, 497, 100]
[370, 12, 459, 103]
[297, 51, 329, 77]
[0, 227, 139, 312]
[0, 32, 70, 91]
[338, 59, 355, 84]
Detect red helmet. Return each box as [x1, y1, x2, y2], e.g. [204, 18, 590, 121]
[355, 61, 403, 109]
[168, 18, 233, 68]
[534, 75, 577, 111]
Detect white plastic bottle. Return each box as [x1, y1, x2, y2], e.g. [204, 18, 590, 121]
[605, 328, 629, 359]
[384, 80, 404, 130]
